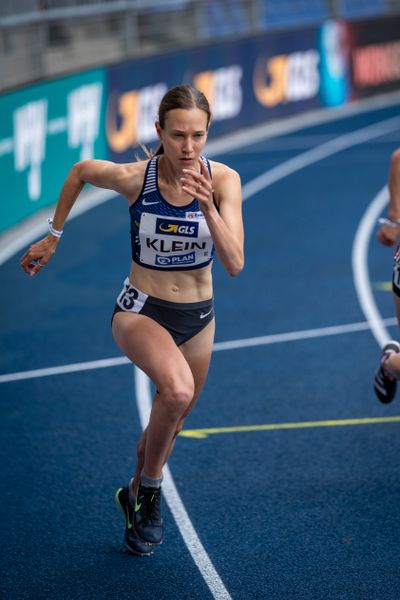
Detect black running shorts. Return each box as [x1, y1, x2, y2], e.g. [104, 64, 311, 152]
[111, 277, 214, 346]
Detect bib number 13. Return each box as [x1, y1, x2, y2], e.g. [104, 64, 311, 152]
[118, 284, 139, 310]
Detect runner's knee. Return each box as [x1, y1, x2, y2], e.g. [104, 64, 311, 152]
[159, 377, 195, 417]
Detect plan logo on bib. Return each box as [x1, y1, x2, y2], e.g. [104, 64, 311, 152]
[155, 253, 196, 267]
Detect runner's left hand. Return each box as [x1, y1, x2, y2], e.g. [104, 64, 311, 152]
[181, 160, 214, 213]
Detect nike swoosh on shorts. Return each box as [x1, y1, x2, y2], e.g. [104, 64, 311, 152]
[200, 308, 213, 319]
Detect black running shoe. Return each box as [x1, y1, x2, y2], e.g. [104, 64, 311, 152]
[134, 484, 163, 545]
[373, 340, 400, 404]
[115, 487, 153, 556]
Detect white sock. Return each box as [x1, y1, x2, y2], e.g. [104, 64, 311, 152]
[140, 472, 163, 488]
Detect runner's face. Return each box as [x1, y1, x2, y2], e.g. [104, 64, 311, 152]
[156, 108, 208, 170]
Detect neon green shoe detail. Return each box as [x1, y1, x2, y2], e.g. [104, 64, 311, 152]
[115, 487, 133, 529]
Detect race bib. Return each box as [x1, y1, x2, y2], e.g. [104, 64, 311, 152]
[138, 213, 214, 269]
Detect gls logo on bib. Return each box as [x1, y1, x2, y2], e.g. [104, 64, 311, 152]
[155, 218, 198, 237]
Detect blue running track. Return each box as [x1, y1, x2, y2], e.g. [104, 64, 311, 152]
[1, 92, 400, 599]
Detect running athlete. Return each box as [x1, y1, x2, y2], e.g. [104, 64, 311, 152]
[20, 85, 244, 555]
[373, 148, 400, 403]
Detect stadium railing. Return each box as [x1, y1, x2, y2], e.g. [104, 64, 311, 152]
[0, 0, 398, 93]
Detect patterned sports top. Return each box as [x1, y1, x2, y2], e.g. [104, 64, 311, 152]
[129, 155, 215, 271]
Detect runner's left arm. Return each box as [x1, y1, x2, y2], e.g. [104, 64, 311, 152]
[181, 160, 244, 276]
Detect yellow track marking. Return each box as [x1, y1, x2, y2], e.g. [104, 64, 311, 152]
[372, 281, 392, 291]
[179, 416, 400, 439]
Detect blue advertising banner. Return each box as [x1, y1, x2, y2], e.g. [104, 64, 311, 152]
[106, 27, 322, 162]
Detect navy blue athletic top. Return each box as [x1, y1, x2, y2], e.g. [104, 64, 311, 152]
[129, 155, 215, 271]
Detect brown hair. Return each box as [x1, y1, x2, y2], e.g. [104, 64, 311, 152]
[155, 85, 211, 155]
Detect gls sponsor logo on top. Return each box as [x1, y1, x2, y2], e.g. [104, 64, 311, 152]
[156, 219, 198, 237]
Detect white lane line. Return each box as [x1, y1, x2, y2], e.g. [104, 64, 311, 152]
[134, 367, 232, 600]
[242, 116, 400, 201]
[212, 317, 398, 352]
[0, 356, 130, 383]
[352, 186, 393, 348]
[1, 317, 397, 383]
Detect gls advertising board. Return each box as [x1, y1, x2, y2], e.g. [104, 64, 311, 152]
[1, 15, 399, 232]
[106, 15, 400, 164]
[107, 27, 322, 163]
